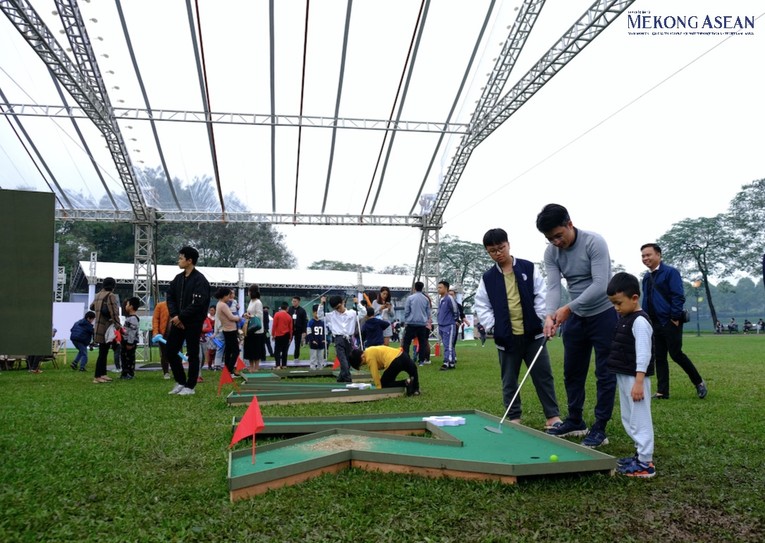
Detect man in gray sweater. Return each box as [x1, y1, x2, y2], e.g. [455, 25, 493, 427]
[536, 204, 617, 448]
[402, 281, 432, 366]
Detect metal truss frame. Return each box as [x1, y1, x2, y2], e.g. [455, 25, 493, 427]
[2, 0, 634, 311]
[55, 209, 425, 227]
[0, 104, 470, 135]
[417, 0, 635, 305]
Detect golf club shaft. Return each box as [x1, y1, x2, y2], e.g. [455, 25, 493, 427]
[497, 338, 547, 426]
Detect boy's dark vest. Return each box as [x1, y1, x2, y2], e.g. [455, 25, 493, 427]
[607, 309, 655, 376]
[482, 258, 542, 350]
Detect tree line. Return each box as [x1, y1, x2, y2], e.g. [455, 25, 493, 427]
[56, 169, 764, 327]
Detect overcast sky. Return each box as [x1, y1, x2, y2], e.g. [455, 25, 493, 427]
[277, 0, 764, 280]
[1, 0, 763, 284]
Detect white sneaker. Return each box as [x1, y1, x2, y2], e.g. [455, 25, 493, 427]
[163, 373, 171, 380]
[178, 387, 195, 396]
[168, 383, 184, 395]
[423, 359, 431, 365]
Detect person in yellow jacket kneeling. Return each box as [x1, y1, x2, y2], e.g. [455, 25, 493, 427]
[349, 346, 420, 396]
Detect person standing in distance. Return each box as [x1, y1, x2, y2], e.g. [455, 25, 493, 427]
[536, 204, 617, 448]
[640, 243, 707, 400]
[402, 281, 431, 366]
[288, 296, 308, 361]
[166, 246, 211, 396]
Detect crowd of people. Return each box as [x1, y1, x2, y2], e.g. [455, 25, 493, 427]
[50, 200, 734, 479]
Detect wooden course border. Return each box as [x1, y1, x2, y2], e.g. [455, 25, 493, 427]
[228, 411, 616, 501]
[226, 387, 406, 406]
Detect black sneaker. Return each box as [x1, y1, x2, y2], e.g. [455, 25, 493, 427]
[696, 381, 708, 399]
[439, 363, 450, 371]
[652, 393, 669, 400]
[70, 362, 77, 371]
[448, 363, 455, 370]
[546, 419, 588, 437]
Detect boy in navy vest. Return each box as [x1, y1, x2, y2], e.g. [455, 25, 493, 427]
[473, 228, 562, 430]
[606, 272, 656, 478]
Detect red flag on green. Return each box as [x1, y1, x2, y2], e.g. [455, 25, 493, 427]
[217, 365, 234, 396]
[235, 356, 246, 372]
[230, 395, 265, 463]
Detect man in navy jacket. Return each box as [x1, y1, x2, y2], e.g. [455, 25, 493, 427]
[640, 243, 707, 400]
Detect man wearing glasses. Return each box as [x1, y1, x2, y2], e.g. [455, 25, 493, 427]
[535, 204, 617, 448]
[473, 228, 562, 431]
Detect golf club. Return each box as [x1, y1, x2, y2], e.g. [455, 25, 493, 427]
[485, 335, 548, 434]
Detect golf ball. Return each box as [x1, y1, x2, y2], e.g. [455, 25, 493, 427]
[549, 454, 559, 462]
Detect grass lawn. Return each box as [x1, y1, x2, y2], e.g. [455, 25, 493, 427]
[1, 334, 764, 542]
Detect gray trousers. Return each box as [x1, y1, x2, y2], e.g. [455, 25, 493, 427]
[497, 335, 560, 421]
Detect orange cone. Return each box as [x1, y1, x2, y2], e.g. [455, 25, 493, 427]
[332, 357, 340, 369]
[435, 343, 441, 357]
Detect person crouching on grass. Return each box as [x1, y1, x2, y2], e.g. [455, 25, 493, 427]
[606, 272, 656, 478]
[348, 345, 420, 396]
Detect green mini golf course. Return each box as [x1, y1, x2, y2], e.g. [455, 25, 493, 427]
[226, 386, 405, 406]
[228, 410, 616, 501]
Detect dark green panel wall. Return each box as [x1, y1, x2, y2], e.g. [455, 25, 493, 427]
[0, 190, 55, 355]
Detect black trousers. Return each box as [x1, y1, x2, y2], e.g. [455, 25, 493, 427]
[653, 320, 703, 396]
[274, 335, 291, 368]
[380, 352, 419, 392]
[166, 322, 202, 389]
[120, 342, 137, 376]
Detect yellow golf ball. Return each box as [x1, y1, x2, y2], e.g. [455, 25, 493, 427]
[549, 454, 559, 462]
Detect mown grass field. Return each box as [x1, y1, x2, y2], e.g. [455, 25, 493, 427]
[1, 334, 763, 542]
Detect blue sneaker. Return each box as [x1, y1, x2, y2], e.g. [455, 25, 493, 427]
[617, 453, 638, 467]
[582, 429, 609, 448]
[618, 458, 656, 478]
[545, 419, 588, 437]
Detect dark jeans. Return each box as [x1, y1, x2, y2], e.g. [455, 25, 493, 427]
[166, 322, 202, 389]
[653, 320, 703, 396]
[498, 335, 560, 421]
[334, 336, 353, 382]
[274, 335, 291, 368]
[292, 335, 303, 360]
[95, 343, 111, 378]
[561, 308, 617, 431]
[72, 340, 89, 369]
[380, 352, 419, 391]
[402, 324, 430, 363]
[222, 330, 239, 373]
[158, 342, 170, 374]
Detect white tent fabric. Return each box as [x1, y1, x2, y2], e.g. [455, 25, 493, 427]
[78, 261, 412, 290]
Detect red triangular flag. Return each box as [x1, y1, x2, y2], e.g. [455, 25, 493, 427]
[332, 356, 340, 369]
[217, 365, 234, 396]
[235, 357, 245, 371]
[230, 395, 265, 463]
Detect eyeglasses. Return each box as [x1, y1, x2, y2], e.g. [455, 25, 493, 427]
[485, 243, 507, 255]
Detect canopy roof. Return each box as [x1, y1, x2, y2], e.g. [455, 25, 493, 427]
[2, 0, 530, 221]
[76, 261, 413, 291]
